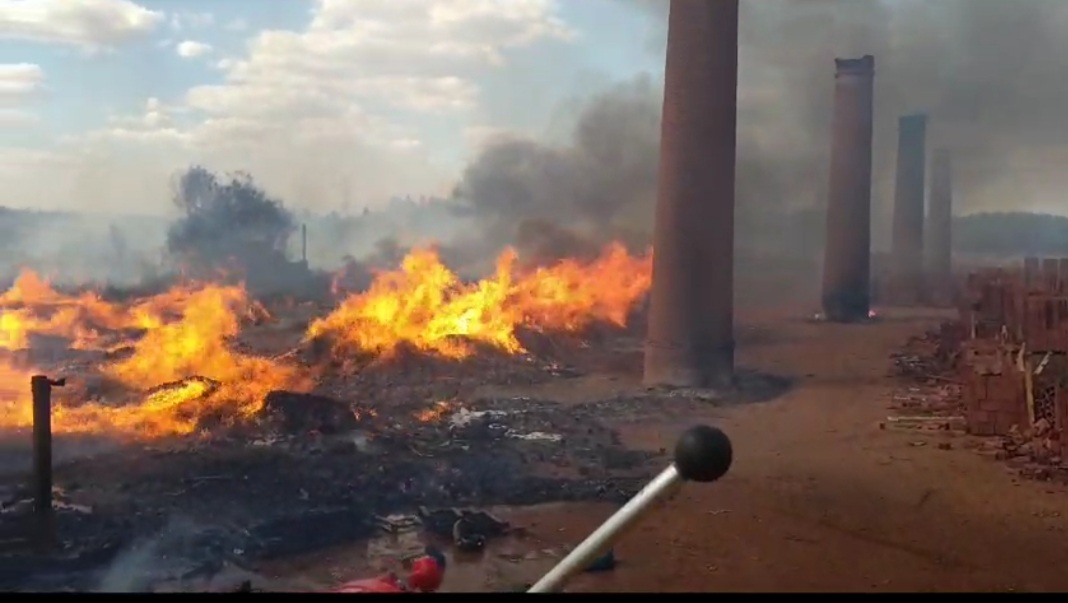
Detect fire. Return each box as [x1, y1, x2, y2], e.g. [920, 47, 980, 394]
[0, 269, 220, 351]
[98, 284, 305, 436]
[0, 279, 305, 438]
[0, 241, 650, 439]
[307, 242, 652, 360]
[414, 400, 454, 423]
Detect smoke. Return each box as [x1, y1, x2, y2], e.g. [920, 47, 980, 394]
[95, 517, 220, 593]
[0, 210, 168, 287]
[453, 0, 1068, 266]
[453, 76, 660, 261]
[635, 0, 1068, 222]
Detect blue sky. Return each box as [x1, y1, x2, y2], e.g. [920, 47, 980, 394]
[0, 0, 664, 214]
[0, 2, 662, 148]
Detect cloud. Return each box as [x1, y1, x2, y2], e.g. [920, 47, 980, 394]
[0, 63, 43, 128]
[0, 0, 575, 217]
[0, 0, 163, 51]
[170, 11, 214, 31]
[0, 62, 44, 100]
[0, 108, 36, 127]
[175, 40, 212, 59]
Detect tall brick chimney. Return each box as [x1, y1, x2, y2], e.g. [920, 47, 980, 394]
[644, 0, 739, 389]
[926, 148, 952, 292]
[891, 114, 928, 304]
[821, 55, 875, 322]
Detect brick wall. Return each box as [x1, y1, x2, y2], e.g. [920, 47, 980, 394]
[964, 371, 1027, 436]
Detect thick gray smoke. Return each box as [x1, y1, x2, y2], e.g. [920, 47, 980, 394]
[453, 76, 660, 261]
[456, 0, 1068, 263]
[641, 0, 1068, 233]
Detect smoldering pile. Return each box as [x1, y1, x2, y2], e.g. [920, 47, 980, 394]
[0, 389, 711, 592]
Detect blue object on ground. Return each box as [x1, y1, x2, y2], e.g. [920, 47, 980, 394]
[584, 549, 617, 573]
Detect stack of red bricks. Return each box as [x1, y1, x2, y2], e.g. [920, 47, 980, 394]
[961, 341, 1027, 436]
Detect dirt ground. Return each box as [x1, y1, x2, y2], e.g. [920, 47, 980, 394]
[248, 306, 1068, 593]
[492, 307, 1068, 593]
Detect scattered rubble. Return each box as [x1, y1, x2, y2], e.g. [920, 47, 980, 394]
[887, 258, 1068, 485]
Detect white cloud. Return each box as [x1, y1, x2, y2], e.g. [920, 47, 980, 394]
[0, 0, 163, 52]
[225, 18, 248, 32]
[0, 62, 44, 101]
[0, 63, 43, 128]
[170, 11, 214, 31]
[176, 40, 212, 59]
[0, 108, 36, 127]
[1, 0, 576, 216]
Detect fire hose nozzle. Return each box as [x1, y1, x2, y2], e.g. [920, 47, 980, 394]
[673, 424, 733, 483]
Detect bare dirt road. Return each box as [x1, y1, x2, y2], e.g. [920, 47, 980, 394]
[501, 308, 1068, 593]
[261, 308, 1068, 593]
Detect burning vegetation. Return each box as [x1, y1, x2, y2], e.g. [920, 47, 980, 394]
[0, 236, 652, 439]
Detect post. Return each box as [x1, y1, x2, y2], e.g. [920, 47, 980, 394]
[926, 149, 953, 303]
[643, 0, 739, 389]
[1024, 257, 1040, 288]
[1042, 258, 1059, 292]
[31, 375, 64, 549]
[891, 113, 928, 306]
[821, 55, 876, 322]
[301, 223, 308, 264]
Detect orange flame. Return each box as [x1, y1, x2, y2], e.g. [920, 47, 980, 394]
[307, 242, 652, 360]
[0, 277, 305, 438]
[0, 242, 650, 439]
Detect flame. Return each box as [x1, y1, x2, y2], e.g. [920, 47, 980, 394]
[307, 242, 652, 360]
[0, 269, 221, 351]
[0, 280, 304, 438]
[100, 284, 304, 436]
[0, 242, 650, 439]
[414, 400, 454, 423]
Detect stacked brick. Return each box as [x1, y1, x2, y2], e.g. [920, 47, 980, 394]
[959, 340, 1025, 436]
[957, 257, 1068, 449]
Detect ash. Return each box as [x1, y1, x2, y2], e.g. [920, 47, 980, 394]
[0, 386, 698, 592]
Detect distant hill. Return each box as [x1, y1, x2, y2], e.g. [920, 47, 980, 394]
[954, 212, 1068, 256]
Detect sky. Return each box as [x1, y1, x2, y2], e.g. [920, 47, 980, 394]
[0, 0, 661, 215]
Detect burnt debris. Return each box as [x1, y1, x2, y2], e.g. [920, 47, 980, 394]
[0, 391, 706, 592]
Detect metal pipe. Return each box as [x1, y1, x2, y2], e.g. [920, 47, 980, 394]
[528, 424, 733, 593]
[31, 375, 64, 549]
[643, 0, 739, 388]
[528, 465, 683, 593]
[821, 55, 875, 322]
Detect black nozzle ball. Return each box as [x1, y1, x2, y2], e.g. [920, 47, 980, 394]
[673, 424, 733, 483]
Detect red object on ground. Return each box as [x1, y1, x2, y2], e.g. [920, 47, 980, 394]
[326, 554, 445, 594]
[407, 557, 445, 592]
[329, 574, 408, 594]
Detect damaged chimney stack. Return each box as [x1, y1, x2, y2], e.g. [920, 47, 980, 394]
[821, 55, 875, 322]
[891, 113, 929, 305]
[644, 0, 739, 389]
[926, 149, 953, 300]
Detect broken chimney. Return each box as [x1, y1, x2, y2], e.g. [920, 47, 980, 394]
[926, 148, 953, 296]
[821, 55, 875, 322]
[891, 113, 928, 305]
[644, 0, 739, 389]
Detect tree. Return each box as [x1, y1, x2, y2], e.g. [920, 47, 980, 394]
[166, 166, 295, 274]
